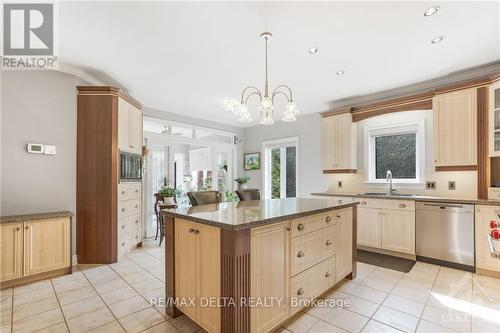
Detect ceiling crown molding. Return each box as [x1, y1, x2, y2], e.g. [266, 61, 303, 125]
[326, 60, 500, 111]
[56, 63, 105, 86]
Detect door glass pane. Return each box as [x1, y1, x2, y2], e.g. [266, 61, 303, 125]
[495, 88, 500, 109]
[271, 148, 281, 199]
[495, 132, 500, 152]
[375, 133, 416, 179]
[495, 110, 500, 131]
[286, 147, 296, 197]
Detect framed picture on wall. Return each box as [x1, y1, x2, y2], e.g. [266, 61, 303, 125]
[244, 152, 260, 170]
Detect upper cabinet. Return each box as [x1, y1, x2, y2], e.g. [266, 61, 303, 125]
[320, 113, 357, 173]
[490, 80, 500, 157]
[119, 98, 143, 155]
[433, 88, 477, 168]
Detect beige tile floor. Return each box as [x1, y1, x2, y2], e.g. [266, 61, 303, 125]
[2, 239, 500, 333]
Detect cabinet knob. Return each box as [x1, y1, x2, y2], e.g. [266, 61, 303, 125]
[122, 208, 126, 212]
[361, 201, 367, 205]
[326, 240, 332, 246]
[435, 159, 438, 163]
[122, 242, 125, 247]
[336, 215, 341, 219]
[135, 205, 138, 209]
[122, 225, 125, 229]
[325, 271, 331, 278]
[285, 227, 291, 231]
[25, 226, 28, 230]
[338, 200, 342, 204]
[135, 235, 138, 240]
[297, 223, 304, 231]
[325, 216, 332, 223]
[297, 251, 305, 258]
[297, 288, 304, 296]
[16, 227, 20, 231]
[194, 229, 199, 234]
[135, 189, 139, 193]
[399, 203, 406, 208]
[189, 228, 194, 233]
[135, 220, 139, 224]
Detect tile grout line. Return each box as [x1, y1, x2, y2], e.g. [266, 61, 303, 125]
[48, 278, 71, 333]
[10, 288, 14, 333]
[79, 265, 130, 333]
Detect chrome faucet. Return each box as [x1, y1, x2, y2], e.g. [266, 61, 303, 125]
[386, 170, 396, 194]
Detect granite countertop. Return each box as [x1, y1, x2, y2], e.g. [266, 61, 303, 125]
[311, 192, 500, 206]
[161, 197, 357, 230]
[1, 211, 73, 224]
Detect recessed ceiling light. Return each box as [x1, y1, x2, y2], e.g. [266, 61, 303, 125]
[336, 70, 345, 75]
[424, 6, 440, 17]
[309, 47, 319, 54]
[431, 36, 445, 44]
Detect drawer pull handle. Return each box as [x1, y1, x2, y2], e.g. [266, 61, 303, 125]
[325, 216, 332, 223]
[326, 240, 332, 246]
[325, 271, 331, 278]
[336, 215, 341, 219]
[297, 251, 305, 258]
[122, 208, 126, 212]
[361, 201, 367, 205]
[399, 203, 406, 208]
[121, 191, 126, 195]
[297, 223, 304, 231]
[121, 225, 125, 229]
[297, 288, 304, 296]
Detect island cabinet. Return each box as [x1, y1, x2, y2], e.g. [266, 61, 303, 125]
[475, 206, 500, 277]
[164, 199, 357, 333]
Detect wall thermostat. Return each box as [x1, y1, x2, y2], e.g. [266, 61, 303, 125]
[27, 143, 44, 154]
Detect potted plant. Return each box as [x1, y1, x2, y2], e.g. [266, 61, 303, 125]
[159, 186, 181, 206]
[234, 176, 251, 190]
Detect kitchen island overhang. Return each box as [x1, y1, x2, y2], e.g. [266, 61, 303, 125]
[162, 198, 358, 333]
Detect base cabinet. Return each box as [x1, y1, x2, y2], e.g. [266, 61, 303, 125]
[381, 210, 415, 254]
[175, 219, 220, 333]
[475, 206, 500, 274]
[251, 222, 290, 333]
[1, 215, 72, 287]
[357, 207, 382, 248]
[24, 218, 71, 276]
[0, 223, 23, 282]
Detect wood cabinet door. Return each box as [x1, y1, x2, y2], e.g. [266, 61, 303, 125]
[24, 218, 70, 276]
[251, 222, 289, 333]
[118, 98, 130, 152]
[335, 114, 356, 169]
[475, 206, 500, 272]
[0, 222, 23, 282]
[433, 88, 477, 166]
[196, 224, 221, 333]
[128, 106, 143, 155]
[381, 210, 415, 254]
[357, 207, 382, 248]
[335, 208, 353, 282]
[175, 219, 197, 320]
[490, 81, 500, 157]
[321, 116, 337, 170]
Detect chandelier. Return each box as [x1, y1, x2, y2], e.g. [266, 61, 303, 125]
[226, 32, 299, 125]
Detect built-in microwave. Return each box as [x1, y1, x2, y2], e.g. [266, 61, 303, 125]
[120, 152, 142, 182]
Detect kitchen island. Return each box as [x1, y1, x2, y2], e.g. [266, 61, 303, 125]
[162, 198, 358, 333]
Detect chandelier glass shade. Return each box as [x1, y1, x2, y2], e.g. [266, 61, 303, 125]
[227, 32, 299, 125]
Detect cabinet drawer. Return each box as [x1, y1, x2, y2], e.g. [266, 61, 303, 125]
[291, 226, 335, 276]
[290, 212, 335, 238]
[118, 214, 141, 236]
[357, 198, 414, 211]
[290, 257, 335, 315]
[118, 199, 141, 218]
[129, 227, 142, 246]
[118, 183, 141, 201]
[488, 187, 500, 201]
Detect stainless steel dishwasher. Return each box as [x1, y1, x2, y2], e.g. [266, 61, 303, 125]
[416, 202, 475, 271]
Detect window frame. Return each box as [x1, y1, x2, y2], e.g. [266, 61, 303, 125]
[365, 120, 425, 184]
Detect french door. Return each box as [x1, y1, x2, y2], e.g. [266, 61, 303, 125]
[263, 137, 299, 199]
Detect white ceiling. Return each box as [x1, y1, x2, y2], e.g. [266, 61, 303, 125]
[59, 1, 500, 127]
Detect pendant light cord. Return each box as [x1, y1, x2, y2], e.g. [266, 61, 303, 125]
[264, 36, 269, 97]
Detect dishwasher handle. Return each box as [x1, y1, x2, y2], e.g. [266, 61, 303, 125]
[423, 203, 465, 208]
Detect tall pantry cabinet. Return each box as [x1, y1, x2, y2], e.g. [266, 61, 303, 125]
[76, 86, 143, 264]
